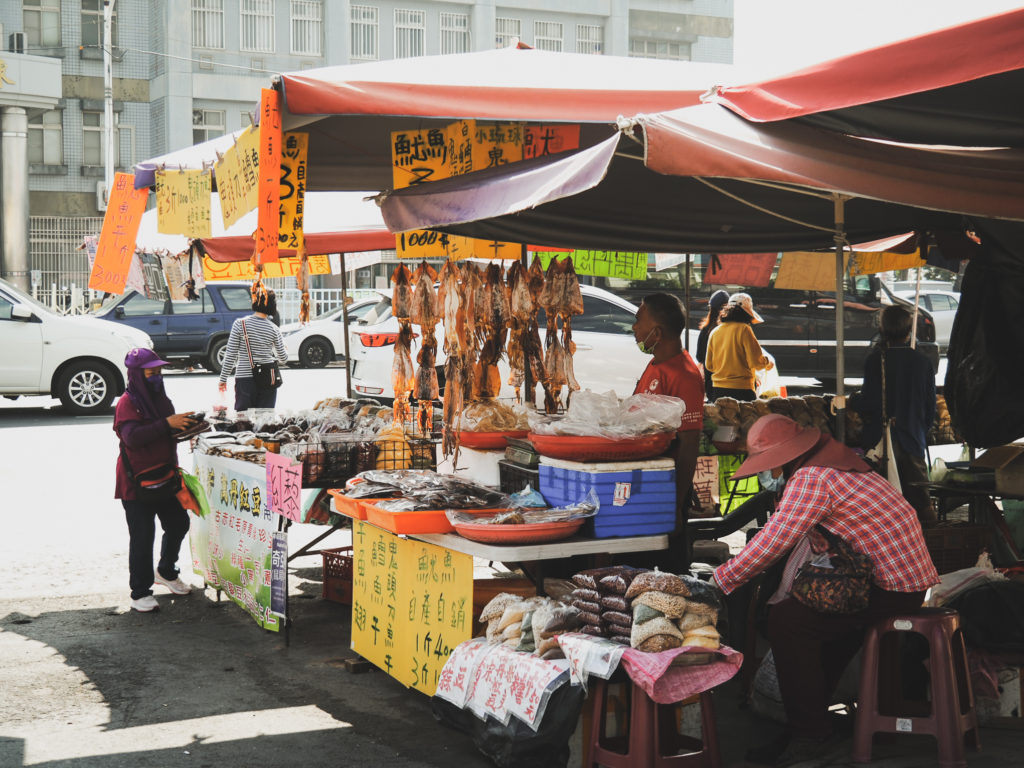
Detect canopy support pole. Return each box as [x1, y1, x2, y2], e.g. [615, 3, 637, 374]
[833, 195, 847, 444]
[684, 254, 692, 353]
[340, 253, 353, 398]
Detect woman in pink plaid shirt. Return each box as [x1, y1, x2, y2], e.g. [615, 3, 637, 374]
[712, 414, 938, 767]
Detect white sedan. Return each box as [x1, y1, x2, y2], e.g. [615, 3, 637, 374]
[347, 285, 653, 402]
[281, 295, 384, 367]
[893, 289, 959, 351]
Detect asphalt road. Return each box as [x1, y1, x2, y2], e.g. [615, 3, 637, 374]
[0, 367, 494, 768]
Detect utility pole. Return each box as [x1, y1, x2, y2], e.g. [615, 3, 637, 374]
[103, 0, 116, 203]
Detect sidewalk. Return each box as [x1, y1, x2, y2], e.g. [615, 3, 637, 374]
[1, 567, 1018, 768]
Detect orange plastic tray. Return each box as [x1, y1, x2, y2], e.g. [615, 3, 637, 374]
[527, 431, 674, 461]
[453, 516, 584, 545]
[458, 430, 530, 450]
[328, 490, 390, 521]
[362, 504, 507, 535]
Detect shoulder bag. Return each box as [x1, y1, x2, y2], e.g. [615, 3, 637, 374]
[864, 348, 902, 491]
[241, 318, 283, 389]
[119, 443, 181, 499]
[791, 524, 873, 614]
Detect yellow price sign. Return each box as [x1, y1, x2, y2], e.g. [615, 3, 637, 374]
[351, 521, 473, 695]
[155, 169, 212, 237]
[214, 125, 260, 229]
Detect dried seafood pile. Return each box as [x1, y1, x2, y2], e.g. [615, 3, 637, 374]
[539, 258, 584, 413]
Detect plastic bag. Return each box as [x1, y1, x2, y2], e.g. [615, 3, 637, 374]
[446, 489, 600, 526]
[755, 350, 781, 398]
[508, 484, 547, 509]
[528, 391, 685, 438]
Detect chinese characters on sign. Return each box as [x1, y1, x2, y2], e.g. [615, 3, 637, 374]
[189, 453, 283, 631]
[693, 455, 720, 511]
[266, 451, 302, 523]
[390, 119, 534, 261]
[155, 169, 212, 237]
[88, 172, 149, 294]
[278, 132, 308, 250]
[523, 124, 580, 160]
[535, 250, 648, 281]
[202, 254, 331, 282]
[255, 88, 281, 264]
[270, 531, 288, 617]
[214, 125, 260, 229]
[351, 521, 473, 696]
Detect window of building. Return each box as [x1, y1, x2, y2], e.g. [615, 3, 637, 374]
[24, 0, 61, 47]
[290, 0, 322, 56]
[29, 110, 63, 166]
[629, 38, 690, 60]
[351, 5, 378, 61]
[83, 110, 119, 167]
[240, 0, 274, 52]
[192, 109, 225, 144]
[81, 0, 117, 49]
[192, 0, 225, 50]
[394, 9, 425, 59]
[495, 17, 520, 48]
[440, 12, 469, 54]
[534, 21, 562, 52]
[576, 24, 602, 55]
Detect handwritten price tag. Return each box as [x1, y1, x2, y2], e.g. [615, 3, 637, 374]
[265, 452, 302, 522]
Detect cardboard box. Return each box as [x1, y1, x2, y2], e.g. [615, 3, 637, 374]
[972, 444, 1024, 496]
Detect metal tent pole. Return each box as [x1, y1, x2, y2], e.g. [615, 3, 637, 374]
[684, 254, 692, 353]
[833, 195, 847, 444]
[340, 253, 353, 398]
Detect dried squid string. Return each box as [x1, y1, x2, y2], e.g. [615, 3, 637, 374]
[296, 243, 311, 324]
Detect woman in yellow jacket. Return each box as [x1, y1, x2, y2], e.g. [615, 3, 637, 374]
[705, 292, 773, 402]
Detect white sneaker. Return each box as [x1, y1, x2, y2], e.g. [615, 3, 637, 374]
[154, 573, 191, 595]
[131, 595, 159, 612]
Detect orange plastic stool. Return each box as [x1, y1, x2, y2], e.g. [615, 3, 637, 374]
[853, 608, 980, 768]
[588, 675, 721, 768]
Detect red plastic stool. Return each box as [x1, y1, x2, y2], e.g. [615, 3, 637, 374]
[853, 608, 980, 768]
[588, 675, 721, 767]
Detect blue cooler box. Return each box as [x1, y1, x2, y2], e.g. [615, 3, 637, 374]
[538, 456, 676, 538]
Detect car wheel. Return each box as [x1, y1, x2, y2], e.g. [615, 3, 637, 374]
[58, 361, 117, 415]
[207, 338, 228, 374]
[299, 337, 334, 368]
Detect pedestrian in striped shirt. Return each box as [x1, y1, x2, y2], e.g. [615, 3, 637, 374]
[218, 290, 287, 410]
[711, 414, 938, 767]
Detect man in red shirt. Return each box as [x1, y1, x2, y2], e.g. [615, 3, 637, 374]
[632, 293, 705, 563]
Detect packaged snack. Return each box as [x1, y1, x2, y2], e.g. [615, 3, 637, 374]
[571, 587, 601, 603]
[599, 594, 630, 612]
[571, 599, 601, 615]
[630, 616, 684, 648]
[632, 603, 664, 625]
[624, 570, 691, 599]
[479, 592, 524, 623]
[602, 610, 632, 629]
[632, 590, 688, 619]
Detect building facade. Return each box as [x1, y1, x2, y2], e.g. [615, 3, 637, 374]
[2, 0, 732, 294]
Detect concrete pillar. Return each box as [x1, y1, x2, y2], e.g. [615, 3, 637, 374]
[1, 106, 30, 292]
[607, 0, 629, 57]
[473, 0, 496, 51]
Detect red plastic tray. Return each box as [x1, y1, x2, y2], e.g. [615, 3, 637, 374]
[363, 504, 508, 535]
[458, 430, 530, 450]
[453, 516, 584, 545]
[527, 431, 674, 461]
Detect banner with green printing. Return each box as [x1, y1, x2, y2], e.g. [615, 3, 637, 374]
[534, 250, 647, 281]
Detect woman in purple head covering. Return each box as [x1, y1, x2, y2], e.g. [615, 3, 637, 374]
[113, 348, 199, 612]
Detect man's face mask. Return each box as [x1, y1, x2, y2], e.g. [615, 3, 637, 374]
[637, 327, 659, 355]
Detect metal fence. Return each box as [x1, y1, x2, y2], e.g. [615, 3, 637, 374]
[28, 216, 104, 314]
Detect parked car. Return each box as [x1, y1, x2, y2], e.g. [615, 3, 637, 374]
[595, 269, 939, 386]
[0, 278, 153, 414]
[280, 293, 386, 368]
[92, 282, 254, 374]
[893, 289, 959, 351]
[347, 286, 650, 402]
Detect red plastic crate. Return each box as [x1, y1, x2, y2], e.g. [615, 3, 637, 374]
[321, 546, 353, 604]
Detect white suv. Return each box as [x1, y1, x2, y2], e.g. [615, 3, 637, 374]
[0, 278, 153, 414]
[347, 285, 650, 401]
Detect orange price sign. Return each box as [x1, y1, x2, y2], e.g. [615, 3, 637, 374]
[256, 88, 282, 264]
[88, 172, 149, 294]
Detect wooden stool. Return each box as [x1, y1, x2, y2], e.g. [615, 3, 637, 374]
[853, 608, 980, 768]
[588, 675, 721, 767]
